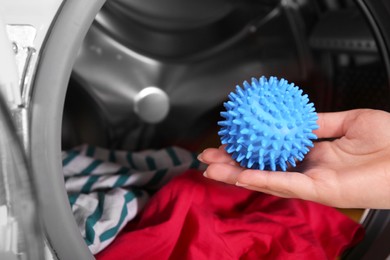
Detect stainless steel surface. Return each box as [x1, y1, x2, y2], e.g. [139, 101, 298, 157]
[70, 1, 308, 150]
[0, 11, 41, 260]
[106, 0, 233, 31]
[0, 16, 21, 108]
[1, 0, 64, 154]
[0, 99, 43, 259]
[6, 25, 37, 106]
[4, 25, 35, 152]
[1, 0, 64, 107]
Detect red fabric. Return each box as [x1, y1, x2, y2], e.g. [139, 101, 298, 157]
[96, 170, 364, 260]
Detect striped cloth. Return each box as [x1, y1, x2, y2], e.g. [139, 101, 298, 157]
[62, 144, 204, 254]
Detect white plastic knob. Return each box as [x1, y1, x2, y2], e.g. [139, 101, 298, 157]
[134, 86, 170, 124]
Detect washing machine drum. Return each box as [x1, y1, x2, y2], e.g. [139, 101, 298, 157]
[1, 0, 390, 259]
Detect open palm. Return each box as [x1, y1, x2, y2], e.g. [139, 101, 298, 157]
[199, 109, 390, 209]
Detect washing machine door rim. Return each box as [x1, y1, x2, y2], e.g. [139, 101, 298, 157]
[28, 0, 105, 259]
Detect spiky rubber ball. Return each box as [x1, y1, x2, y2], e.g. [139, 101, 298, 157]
[218, 76, 318, 171]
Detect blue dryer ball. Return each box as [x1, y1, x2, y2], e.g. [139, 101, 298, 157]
[218, 76, 319, 171]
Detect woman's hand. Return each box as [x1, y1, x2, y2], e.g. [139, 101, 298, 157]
[198, 109, 390, 209]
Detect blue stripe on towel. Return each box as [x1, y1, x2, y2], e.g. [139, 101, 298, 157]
[166, 147, 181, 166]
[84, 192, 105, 246]
[109, 150, 116, 162]
[126, 152, 137, 169]
[81, 175, 101, 193]
[190, 152, 201, 169]
[62, 150, 80, 166]
[68, 193, 79, 207]
[99, 192, 136, 242]
[86, 145, 96, 157]
[81, 160, 103, 175]
[146, 169, 167, 187]
[114, 175, 130, 188]
[146, 156, 156, 170]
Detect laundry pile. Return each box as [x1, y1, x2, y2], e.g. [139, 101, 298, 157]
[63, 145, 364, 259]
[62, 144, 203, 254]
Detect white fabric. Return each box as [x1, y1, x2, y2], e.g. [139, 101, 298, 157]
[63, 144, 204, 254]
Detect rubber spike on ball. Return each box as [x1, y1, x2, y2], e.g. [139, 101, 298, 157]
[218, 76, 319, 171]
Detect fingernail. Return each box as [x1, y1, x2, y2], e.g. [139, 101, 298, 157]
[197, 153, 205, 162]
[235, 181, 248, 187]
[203, 171, 208, 177]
